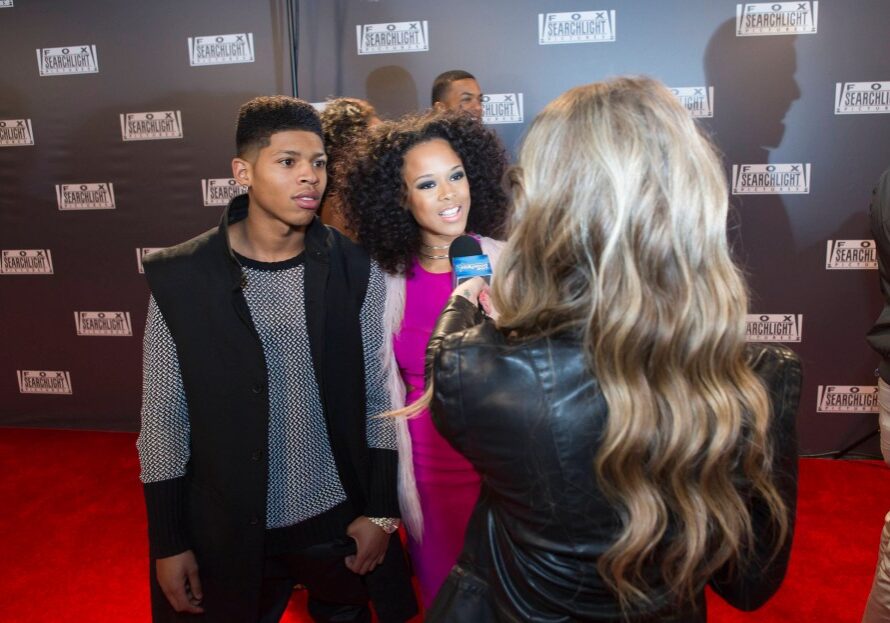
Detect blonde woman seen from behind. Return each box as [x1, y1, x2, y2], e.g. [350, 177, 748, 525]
[423, 76, 801, 621]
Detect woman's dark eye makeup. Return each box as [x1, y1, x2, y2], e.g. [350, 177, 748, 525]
[416, 169, 465, 189]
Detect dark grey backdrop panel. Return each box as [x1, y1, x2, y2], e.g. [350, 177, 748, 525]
[298, 0, 890, 456]
[0, 0, 294, 430]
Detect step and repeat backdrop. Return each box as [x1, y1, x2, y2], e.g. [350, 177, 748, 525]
[299, 0, 889, 456]
[2, 0, 889, 456]
[0, 0, 295, 429]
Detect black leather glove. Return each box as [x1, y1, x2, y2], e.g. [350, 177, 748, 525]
[424, 294, 485, 387]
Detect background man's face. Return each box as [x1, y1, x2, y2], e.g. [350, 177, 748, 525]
[441, 78, 483, 120]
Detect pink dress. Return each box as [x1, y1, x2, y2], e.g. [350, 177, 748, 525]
[393, 259, 482, 607]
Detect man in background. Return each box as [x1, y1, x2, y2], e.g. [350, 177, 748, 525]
[864, 165, 890, 623]
[137, 95, 415, 623]
[431, 69, 483, 121]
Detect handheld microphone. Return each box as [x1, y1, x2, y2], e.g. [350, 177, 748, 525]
[448, 235, 492, 288]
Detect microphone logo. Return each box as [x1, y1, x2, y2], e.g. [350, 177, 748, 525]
[452, 255, 493, 285]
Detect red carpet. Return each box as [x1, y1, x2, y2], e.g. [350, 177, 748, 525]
[0, 428, 885, 622]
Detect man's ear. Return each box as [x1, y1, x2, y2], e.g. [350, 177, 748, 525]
[433, 101, 446, 113]
[232, 157, 252, 187]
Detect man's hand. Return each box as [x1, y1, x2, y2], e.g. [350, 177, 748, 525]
[156, 550, 204, 614]
[344, 516, 390, 575]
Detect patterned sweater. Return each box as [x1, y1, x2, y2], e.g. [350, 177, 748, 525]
[137, 252, 396, 535]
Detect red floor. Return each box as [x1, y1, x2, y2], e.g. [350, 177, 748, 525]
[0, 428, 885, 622]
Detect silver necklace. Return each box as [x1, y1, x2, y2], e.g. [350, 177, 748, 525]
[419, 241, 451, 260]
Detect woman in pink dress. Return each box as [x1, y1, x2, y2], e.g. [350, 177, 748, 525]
[341, 111, 508, 607]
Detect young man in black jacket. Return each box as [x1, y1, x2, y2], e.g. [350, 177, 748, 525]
[137, 96, 416, 622]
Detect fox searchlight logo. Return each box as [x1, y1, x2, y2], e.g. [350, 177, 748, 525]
[835, 82, 890, 115]
[202, 178, 248, 206]
[482, 93, 524, 124]
[1, 249, 53, 275]
[136, 248, 166, 274]
[37, 44, 99, 76]
[817, 385, 878, 413]
[17, 370, 73, 395]
[825, 240, 877, 270]
[56, 183, 115, 211]
[732, 163, 811, 194]
[745, 314, 802, 342]
[670, 87, 714, 118]
[539, 10, 616, 45]
[121, 111, 183, 141]
[188, 33, 255, 66]
[0, 119, 34, 146]
[357, 21, 429, 55]
[75, 311, 133, 337]
[736, 2, 818, 36]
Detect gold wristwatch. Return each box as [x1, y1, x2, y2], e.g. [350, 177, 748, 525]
[368, 517, 400, 534]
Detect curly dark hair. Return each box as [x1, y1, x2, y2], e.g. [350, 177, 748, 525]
[320, 98, 378, 189]
[340, 111, 509, 275]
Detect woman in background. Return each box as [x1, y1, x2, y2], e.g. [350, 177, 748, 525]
[341, 111, 509, 607]
[319, 97, 380, 236]
[423, 77, 801, 621]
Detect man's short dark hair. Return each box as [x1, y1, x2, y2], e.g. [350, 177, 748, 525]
[431, 70, 477, 106]
[236, 95, 324, 157]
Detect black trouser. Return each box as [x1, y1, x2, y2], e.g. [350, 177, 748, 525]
[258, 535, 417, 623]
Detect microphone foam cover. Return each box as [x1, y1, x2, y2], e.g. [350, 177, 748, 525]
[448, 235, 483, 263]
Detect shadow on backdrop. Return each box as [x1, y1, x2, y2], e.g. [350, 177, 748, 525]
[704, 18, 800, 312]
[365, 65, 419, 120]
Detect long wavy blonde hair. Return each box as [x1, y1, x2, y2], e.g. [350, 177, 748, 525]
[492, 76, 789, 607]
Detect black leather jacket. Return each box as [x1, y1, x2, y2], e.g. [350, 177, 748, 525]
[426, 296, 801, 622]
